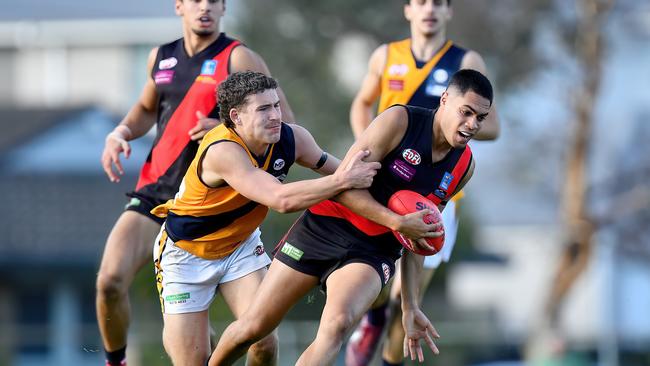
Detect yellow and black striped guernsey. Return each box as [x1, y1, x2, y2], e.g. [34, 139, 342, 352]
[152, 122, 295, 260]
[378, 39, 466, 114]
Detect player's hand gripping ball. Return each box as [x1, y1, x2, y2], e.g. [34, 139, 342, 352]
[388, 190, 444, 256]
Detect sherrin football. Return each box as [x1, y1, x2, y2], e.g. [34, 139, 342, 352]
[387, 190, 445, 256]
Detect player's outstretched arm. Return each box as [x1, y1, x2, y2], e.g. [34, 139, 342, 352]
[350, 44, 387, 140]
[401, 251, 440, 362]
[230, 46, 296, 123]
[461, 51, 500, 140]
[101, 47, 159, 182]
[201, 141, 379, 213]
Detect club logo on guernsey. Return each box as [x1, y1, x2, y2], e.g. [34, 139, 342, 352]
[402, 149, 421, 165]
[434, 172, 454, 199]
[201, 60, 217, 75]
[273, 159, 285, 170]
[281, 242, 303, 261]
[159, 57, 178, 70]
[440, 172, 453, 191]
[426, 68, 449, 96]
[382, 263, 391, 284]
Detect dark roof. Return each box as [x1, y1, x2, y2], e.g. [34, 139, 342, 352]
[0, 174, 139, 269]
[0, 106, 91, 154]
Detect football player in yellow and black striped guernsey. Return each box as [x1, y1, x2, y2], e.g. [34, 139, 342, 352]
[151, 71, 380, 366]
[347, 1, 501, 365]
[96, 1, 296, 365]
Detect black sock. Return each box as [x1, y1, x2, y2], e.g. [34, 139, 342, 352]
[367, 303, 388, 326]
[382, 358, 403, 366]
[105, 346, 126, 366]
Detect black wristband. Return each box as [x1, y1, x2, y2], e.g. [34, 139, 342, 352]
[314, 152, 328, 169]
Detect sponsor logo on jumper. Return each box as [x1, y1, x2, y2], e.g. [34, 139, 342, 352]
[154, 70, 174, 84]
[440, 172, 453, 191]
[254, 244, 265, 256]
[390, 159, 416, 182]
[159, 57, 178, 70]
[382, 263, 391, 284]
[402, 149, 421, 165]
[388, 79, 404, 91]
[273, 159, 285, 170]
[388, 63, 409, 76]
[281, 242, 304, 261]
[201, 60, 217, 75]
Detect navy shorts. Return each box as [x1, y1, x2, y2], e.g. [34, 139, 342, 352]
[124, 191, 166, 225]
[274, 211, 402, 290]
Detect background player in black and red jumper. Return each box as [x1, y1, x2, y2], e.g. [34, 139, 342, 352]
[96, 1, 294, 365]
[210, 69, 493, 365]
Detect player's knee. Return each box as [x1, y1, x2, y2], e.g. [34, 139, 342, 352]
[248, 333, 278, 363]
[236, 318, 272, 346]
[96, 272, 127, 301]
[323, 312, 355, 342]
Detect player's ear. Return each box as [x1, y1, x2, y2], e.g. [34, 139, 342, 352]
[446, 1, 454, 21]
[403, 2, 412, 22]
[174, 0, 183, 16]
[229, 109, 241, 125]
[440, 91, 448, 106]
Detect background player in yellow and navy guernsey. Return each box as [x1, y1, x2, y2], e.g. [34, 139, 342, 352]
[347, 1, 501, 365]
[151, 71, 380, 366]
[209, 69, 494, 366]
[96, 1, 295, 365]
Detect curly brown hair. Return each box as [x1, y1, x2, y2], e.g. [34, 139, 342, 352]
[217, 71, 278, 128]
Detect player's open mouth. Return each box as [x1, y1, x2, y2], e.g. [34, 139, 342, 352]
[457, 131, 473, 143]
[198, 16, 213, 25]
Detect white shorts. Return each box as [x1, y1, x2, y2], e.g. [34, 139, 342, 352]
[153, 227, 271, 314]
[423, 200, 459, 269]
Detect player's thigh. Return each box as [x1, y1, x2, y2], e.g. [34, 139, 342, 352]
[219, 267, 268, 318]
[163, 310, 211, 361]
[99, 210, 161, 279]
[323, 263, 383, 327]
[233, 260, 319, 334]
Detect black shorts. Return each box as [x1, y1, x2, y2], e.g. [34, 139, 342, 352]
[124, 191, 166, 225]
[274, 211, 403, 291]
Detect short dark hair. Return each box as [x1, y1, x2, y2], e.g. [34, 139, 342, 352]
[447, 69, 494, 105]
[217, 71, 278, 128]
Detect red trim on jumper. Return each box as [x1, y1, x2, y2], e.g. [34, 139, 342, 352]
[136, 41, 241, 190]
[308, 200, 391, 236]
